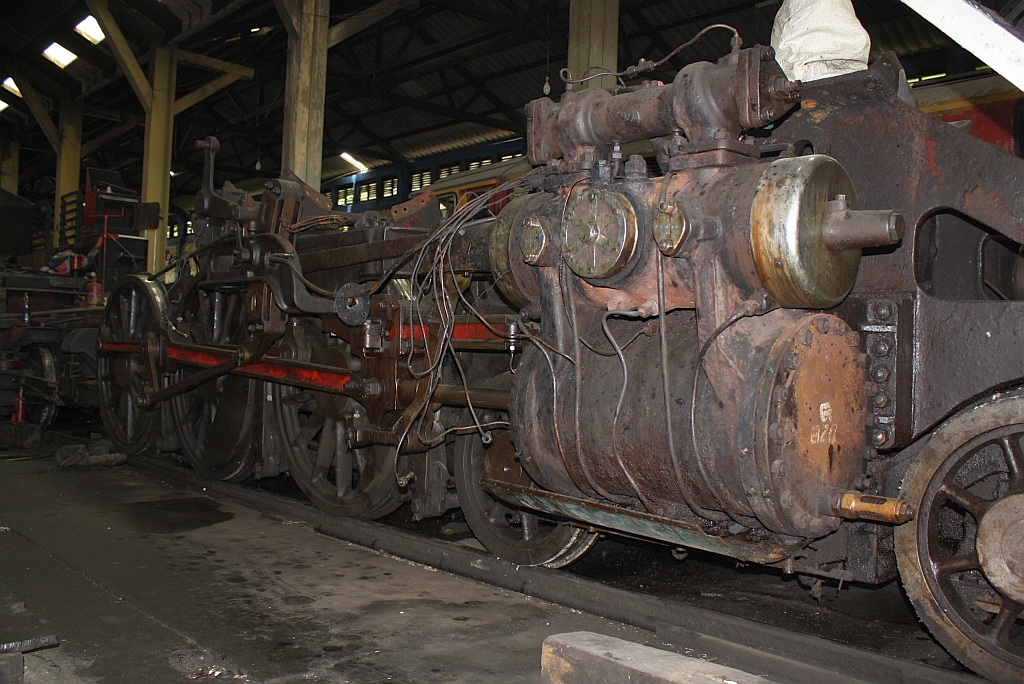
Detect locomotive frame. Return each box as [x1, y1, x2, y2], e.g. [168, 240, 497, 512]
[97, 37, 1023, 683]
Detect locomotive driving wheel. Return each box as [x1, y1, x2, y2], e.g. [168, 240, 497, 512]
[169, 284, 256, 481]
[896, 392, 1024, 683]
[272, 332, 402, 519]
[98, 275, 167, 455]
[455, 379, 596, 567]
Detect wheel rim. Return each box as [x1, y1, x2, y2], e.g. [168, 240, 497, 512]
[98, 277, 163, 454]
[273, 382, 401, 519]
[917, 425, 1024, 668]
[456, 411, 596, 568]
[22, 347, 57, 428]
[170, 285, 255, 481]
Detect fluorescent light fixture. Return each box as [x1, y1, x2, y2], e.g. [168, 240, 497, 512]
[43, 43, 78, 69]
[0, 100, 8, 113]
[341, 152, 368, 173]
[74, 15, 105, 44]
[250, 27, 260, 33]
[169, 170, 180, 177]
[2, 78, 20, 98]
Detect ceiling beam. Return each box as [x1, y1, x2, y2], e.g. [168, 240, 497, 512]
[86, 0, 153, 110]
[272, 0, 300, 40]
[174, 50, 255, 115]
[81, 116, 142, 156]
[328, 0, 418, 48]
[8, 67, 60, 152]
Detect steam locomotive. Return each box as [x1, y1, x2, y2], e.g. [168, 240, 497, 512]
[97, 37, 1023, 683]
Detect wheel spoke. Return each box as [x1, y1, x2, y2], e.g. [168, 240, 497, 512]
[292, 413, 326, 452]
[939, 482, 990, 520]
[183, 394, 203, 425]
[220, 294, 240, 345]
[988, 598, 1023, 645]
[999, 435, 1024, 486]
[335, 443, 353, 497]
[194, 403, 211, 454]
[128, 288, 139, 339]
[312, 416, 337, 483]
[521, 511, 537, 542]
[934, 550, 980, 577]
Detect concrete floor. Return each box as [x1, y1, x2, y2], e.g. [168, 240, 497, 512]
[0, 453, 651, 683]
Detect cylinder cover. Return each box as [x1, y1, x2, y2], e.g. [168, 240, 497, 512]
[744, 313, 869, 537]
[750, 155, 860, 308]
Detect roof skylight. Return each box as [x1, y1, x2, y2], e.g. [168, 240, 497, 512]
[42, 43, 78, 69]
[2, 78, 21, 98]
[74, 16, 106, 45]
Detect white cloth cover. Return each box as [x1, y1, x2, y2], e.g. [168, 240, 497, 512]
[771, 0, 871, 82]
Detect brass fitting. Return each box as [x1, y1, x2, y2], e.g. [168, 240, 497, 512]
[829, 490, 915, 524]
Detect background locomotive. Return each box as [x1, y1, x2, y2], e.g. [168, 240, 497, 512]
[96, 35, 1023, 684]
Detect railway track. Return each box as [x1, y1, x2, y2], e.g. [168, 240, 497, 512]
[129, 455, 982, 684]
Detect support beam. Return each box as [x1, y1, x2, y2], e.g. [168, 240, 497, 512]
[327, 0, 417, 48]
[567, 0, 620, 90]
[54, 98, 83, 248]
[86, 0, 153, 110]
[9, 71, 59, 152]
[81, 117, 142, 157]
[282, 0, 329, 185]
[272, 0, 301, 39]
[900, 0, 1024, 92]
[172, 50, 257, 118]
[0, 140, 18, 195]
[140, 45, 177, 273]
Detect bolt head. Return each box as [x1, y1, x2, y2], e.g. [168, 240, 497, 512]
[871, 427, 888, 447]
[871, 365, 890, 382]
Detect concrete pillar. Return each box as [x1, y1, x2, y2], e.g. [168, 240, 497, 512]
[282, 0, 329, 186]
[0, 140, 18, 195]
[567, 0, 620, 90]
[54, 98, 83, 248]
[140, 45, 177, 272]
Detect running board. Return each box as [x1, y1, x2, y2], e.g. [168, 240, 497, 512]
[484, 479, 798, 565]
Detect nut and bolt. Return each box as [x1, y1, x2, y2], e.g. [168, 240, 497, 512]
[871, 301, 894, 321]
[814, 317, 830, 334]
[846, 331, 861, 346]
[780, 491, 795, 508]
[871, 365, 891, 382]
[871, 337, 893, 357]
[871, 427, 889, 447]
[771, 459, 789, 478]
[799, 328, 813, 345]
[866, 412, 880, 427]
[872, 391, 889, 409]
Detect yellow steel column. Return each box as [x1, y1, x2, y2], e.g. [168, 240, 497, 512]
[282, 0, 329, 186]
[54, 98, 83, 248]
[567, 0, 620, 90]
[140, 45, 177, 272]
[0, 140, 18, 195]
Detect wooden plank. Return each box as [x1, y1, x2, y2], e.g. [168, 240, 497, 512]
[327, 0, 416, 48]
[85, 0, 153, 110]
[176, 50, 254, 78]
[8, 70, 59, 153]
[272, 0, 300, 39]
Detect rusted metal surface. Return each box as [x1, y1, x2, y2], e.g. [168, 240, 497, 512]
[485, 479, 798, 565]
[95, 37, 1024, 683]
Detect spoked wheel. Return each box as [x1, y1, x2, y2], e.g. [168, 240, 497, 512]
[455, 406, 597, 568]
[98, 275, 166, 455]
[273, 385, 402, 519]
[20, 346, 58, 428]
[896, 392, 1024, 683]
[272, 333, 402, 519]
[169, 284, 255, 481]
